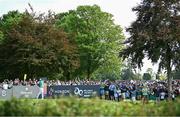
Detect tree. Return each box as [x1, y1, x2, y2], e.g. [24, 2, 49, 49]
[0, 11, 23, 45]
[159, 73, 167, 80]
[120, 60, 138, 80]
[0, 11, 23, 79]
[0, 11, 23, 31]
[121, 68, 135, 80]
[134, 73, 142, 80]
[0, 31, 4, 44]
[172, 69, 180, 79]
[146, 68, 155, 79]
[92, 52, 123, 80]
[120, 0, 180, 99]
[143, 73, 151, 80]
[56, 5, 124, 79]
[0, 11, 79, 79]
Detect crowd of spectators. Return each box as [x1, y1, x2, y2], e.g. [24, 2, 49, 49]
[0, 78, 101, 89]
[99, 80, 180, 102]
[46, 79, 100, 86]
[0, 78, 179, 101]
[0, 78, 38, 89]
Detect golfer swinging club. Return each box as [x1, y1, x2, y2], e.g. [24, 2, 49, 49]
[37, 78, 44, 99]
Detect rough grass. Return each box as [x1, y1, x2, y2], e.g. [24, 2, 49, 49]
[0, 97, 180, 116]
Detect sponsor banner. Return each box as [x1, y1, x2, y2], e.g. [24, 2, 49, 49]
[0, 88, 13, 99]
[48, 85, 100, 98]
[0, 85, 100, 99]
[13, 85, 40, 98]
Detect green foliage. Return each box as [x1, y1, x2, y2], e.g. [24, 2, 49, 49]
[172, 69, 180, 79]
[92, 53, 123, 80]
[0, 31, 4, 44]
[120, 60, 142, 80]
[121, 68, 135, 80]
[159, 73, 167, 80]
[0, 11, 22, 46]
[56, 5, 124, 79]
[0, 10, 23, 31]
[121, 0, 180, 70]
[0, 98, 180, 116]
[146, 68, 155, 80]
[133, 73, 142, 80]
[0, 5, 124, 80]
[120, 0, 180, 97]
[143, 73, 152, 80]
[0, 11, 79, 79]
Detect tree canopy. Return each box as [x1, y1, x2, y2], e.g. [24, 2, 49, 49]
[0, 11, 79, 79]
[120, 0, 180, 98]
[56, 5, 124, 79]
[0, 5, 125, 80]
[143, 73, 151, 80]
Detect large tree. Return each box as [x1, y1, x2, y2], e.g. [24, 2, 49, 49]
[56, 5, 124, 79]
[0, 11, 23, 45]
[0, 11, 22, 31]
[172, 68, 180, 79]
[0, 11, 79, 79]
[143, 73, 151, 80]
[92, 52, 123, 80]
[121, 0, 180, 98]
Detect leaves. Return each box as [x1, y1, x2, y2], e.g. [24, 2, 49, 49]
[121, 0, 180, 71]
[56, 5, 124, 79]
[0, 11, 79, 78]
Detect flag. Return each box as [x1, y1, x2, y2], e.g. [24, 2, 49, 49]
[24, 74, 27, 81]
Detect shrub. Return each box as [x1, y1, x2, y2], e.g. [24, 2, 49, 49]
[0, 97, 179, 116]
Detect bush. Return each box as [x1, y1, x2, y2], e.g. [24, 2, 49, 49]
[0, 97, 180, 116]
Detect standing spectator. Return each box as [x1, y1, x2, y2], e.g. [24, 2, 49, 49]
[121, 84, 127, 100]
[109, 82, 116, 100]
[114, 86, 118, 101]
[149, 88, 156, 101]
[117, 87, 121, 101]
[142, 84, 149, 103]
[104, 81, 110, 100]
[159, 86, 166, 101]
[136, 85, 142, 100]
[130, 85, 136, 102]
[100, 81, 105, 99]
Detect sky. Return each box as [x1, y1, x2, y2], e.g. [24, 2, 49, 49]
[0, 0, 159, 74]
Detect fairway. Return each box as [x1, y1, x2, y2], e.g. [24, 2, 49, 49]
[0, 97, 180, 116]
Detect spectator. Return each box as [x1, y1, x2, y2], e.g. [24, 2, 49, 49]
[109, 82, 116, 100]
[142, 84, 149, 103]
[3, 82, 8, 90]
[130, 85, 136, 102]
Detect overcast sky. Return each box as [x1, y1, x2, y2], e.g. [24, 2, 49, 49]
[0, 0, 159, 74]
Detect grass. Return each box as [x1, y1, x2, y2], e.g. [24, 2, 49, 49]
[0, 97, 179, 116]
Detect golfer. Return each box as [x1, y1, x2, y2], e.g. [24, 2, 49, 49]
[37, 79, 44, 99]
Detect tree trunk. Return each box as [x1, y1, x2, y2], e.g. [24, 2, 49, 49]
[167, 62, 172, 100]
[87, 54, 91, 80]
[87, 69, 90, 80]
[167, 46, 172, 100]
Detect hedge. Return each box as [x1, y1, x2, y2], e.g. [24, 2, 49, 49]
[0, 97, 179, 116]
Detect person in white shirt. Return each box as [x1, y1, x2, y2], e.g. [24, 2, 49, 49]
[3, 82, 8, 90]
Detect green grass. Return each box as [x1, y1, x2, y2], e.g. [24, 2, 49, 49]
[0, 97, 180, 116]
